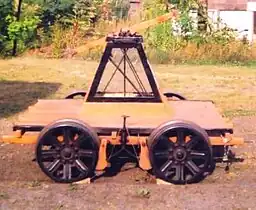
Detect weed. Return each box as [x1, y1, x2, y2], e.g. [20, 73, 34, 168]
[0, 191, 9, 199]
[136, 188, 151, 198]
[27, 180, 41, 188]
[68, 183, 78, 191]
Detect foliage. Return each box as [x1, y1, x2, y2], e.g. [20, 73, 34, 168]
[73, 0, 103, 26]
[23, 0, 75, 29]
[0, 0, 13, 53]
[6, 15, 40, 42]
[141, 0, 255, 64]
[1, 0, 256, 66]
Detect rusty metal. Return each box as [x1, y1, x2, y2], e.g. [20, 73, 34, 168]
[1, 32, 244, 184]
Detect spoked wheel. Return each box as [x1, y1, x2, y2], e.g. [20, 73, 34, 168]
[163, 92, 186, 100]
[36, 119, 99, 183]
[65, 91, 86, 99]
[148, 120, 213, 184]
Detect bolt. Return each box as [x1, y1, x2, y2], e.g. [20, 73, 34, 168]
[57, 154, 61, 158]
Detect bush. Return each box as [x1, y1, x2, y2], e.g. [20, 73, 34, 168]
[141, 0, 256, 65]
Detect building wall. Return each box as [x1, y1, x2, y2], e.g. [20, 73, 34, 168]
[128, 0, 141, 17]
[207, 0, 247, 10]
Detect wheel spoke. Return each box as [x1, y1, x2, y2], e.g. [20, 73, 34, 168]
[190, 150, 208, 160]
[160, 159, 173, 173]
[175, 164, 185, 181]
[78, 149, 95, 158]
[63, 163, 72, 180]
[63, 128, 73, 144]
[75, 160, 89, 175]
[177, 129, 185, 144]
[185, 160, 200, 175]
[74, 133, 86, 146]
[159, 135, 174, 148]
[154, 150, 169, 159]
[49, 135, 62, 146]
[63, 128, 71, 144]
[186, 136, 200, 149]
[47, 159, 61, 173]
[41, 149, 58, 161]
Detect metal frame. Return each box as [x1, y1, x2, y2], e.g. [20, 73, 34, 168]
[12, 124, 233, 136]
[86, 41, 162, 103]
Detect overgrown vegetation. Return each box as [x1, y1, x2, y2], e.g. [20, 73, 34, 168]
[0, 0, 256, 65]
[142, 0, 256, 64]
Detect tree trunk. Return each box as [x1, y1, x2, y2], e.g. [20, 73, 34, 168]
[12, 0, 22, 56]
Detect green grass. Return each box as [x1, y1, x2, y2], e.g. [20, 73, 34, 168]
[0, 57, 255, 119]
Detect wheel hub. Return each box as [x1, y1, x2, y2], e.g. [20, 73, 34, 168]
[61, 147, 74, 160]
[173, 147, 187, 161]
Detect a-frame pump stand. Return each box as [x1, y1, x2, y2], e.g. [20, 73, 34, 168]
[86, 30, 162, 103]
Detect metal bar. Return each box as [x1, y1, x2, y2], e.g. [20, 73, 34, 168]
[123, 48, 127, 97]
[136, 44, 162, 102]
[102, 55, 125, 93]
[86, 43, 112, 102]
[92, 96, 159, 102]
[123, 50, 147, 93]
[1, 132, 243, 146]
[109, 57, 143, 95]
[12, 124, 234, 137]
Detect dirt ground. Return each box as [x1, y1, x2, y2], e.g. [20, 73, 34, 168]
[0, 116, 256, 210]
[0, 58, 256, 209]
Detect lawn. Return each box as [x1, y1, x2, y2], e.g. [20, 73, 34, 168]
[0, 57, 255, 119]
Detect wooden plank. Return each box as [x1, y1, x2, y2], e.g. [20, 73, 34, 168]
[14, 100, 232, 131]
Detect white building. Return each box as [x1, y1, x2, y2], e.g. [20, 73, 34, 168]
[207, 0, 256, 43]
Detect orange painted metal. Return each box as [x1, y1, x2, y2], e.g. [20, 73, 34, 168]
[139, 138, 152, 170]
[96, 139, 108, 170]
[1, 130, 244, 171]
[1, 131, 244, 147]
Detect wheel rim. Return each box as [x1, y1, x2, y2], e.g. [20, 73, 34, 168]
[36, 124, 98, 183]
[150, 127, 211, 184]
[163, 92, 186, 100]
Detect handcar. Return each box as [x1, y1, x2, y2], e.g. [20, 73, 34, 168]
[2, 31, 244, 184]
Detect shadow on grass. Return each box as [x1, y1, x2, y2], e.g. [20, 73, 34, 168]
[0, 80, 61, 118]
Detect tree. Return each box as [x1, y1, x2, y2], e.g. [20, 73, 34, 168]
[0, 0, 13, 53]
[73, 0, 104, 27]
[12, 0, 23, 55]
[23, 0, 75, 29]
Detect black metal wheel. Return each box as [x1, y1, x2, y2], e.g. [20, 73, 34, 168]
[148, 120, 213, 184]
[65, 91, 86, 99]
[163, 92, 186, 100]
[35, 119, 99, 183]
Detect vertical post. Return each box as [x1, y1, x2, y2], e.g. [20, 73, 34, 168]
[123, 48, 127, 96]
[12, 0, 23, 56]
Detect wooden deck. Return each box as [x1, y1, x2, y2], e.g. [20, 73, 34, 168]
[15, 99, 232, 131]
